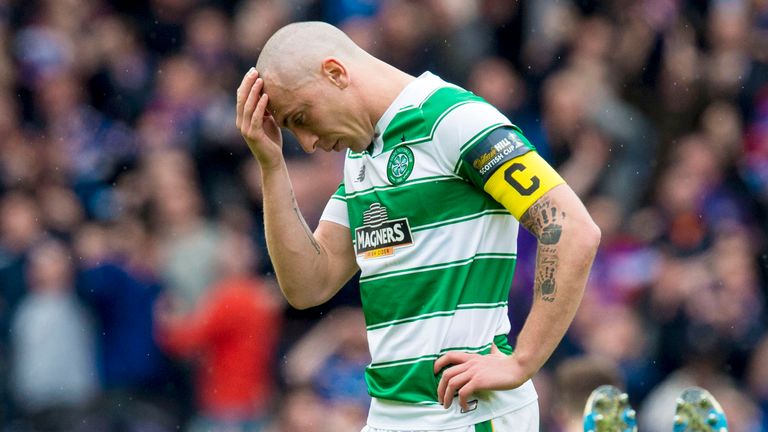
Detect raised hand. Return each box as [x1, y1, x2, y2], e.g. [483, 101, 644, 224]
[235, 68, 284, 169]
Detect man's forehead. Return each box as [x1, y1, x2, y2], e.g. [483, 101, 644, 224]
[264, 83, 290, 117]
[265, 84, 311, 125]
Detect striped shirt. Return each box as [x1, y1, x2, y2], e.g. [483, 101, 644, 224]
[320, 72, 537, 430]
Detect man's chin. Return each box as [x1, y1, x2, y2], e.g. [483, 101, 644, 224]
[348, 140, 371, 153]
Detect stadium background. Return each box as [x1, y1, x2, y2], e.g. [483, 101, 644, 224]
[0, 0, 766, 430]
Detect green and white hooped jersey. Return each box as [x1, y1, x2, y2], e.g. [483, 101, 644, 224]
[320, 72, 537, 430]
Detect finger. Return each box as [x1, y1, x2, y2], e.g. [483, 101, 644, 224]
[236, 68, 259, 128]
[434, 352, 473, 374]
[458, 382, 477, 412]
[247, 93, 269, 135]
[442, 372, 472, 409]
[436, 363, 469, 405]
[241, 79, 265, 134]
[491, 343, 501, 355]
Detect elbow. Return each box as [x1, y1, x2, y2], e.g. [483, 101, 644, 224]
[281, 285, 327, 310]
[284, 293, 318, 310]
[582, 219, 601, 252]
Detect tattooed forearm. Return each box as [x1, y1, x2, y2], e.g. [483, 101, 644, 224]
[535, 248, 558, 302]
[292, 194, 321, 255]
[522, 197, 566, 302]
[520, 197, 565, 244]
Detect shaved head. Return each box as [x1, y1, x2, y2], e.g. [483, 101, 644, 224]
[245, 21, 413, 154]
[256, 21, 365, 91]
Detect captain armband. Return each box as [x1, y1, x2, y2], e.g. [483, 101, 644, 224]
[483, 152, 565, 219]
[459, 127, 564, 219]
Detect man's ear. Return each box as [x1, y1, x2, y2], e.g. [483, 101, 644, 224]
[321, 57, 349, 89]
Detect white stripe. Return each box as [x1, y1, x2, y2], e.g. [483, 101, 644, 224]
[367, 343, 492, 370]
[432, 101, 513, 174]
[367, 380, 538, 430]
[413, 209, 508, 231]
[320, 197, 349, 228]
[434, 101, 512, 158]
[358, 213, 519, 279]
[360, 254, 515, 283]
[367, 301, 507, 330]
[367, 306, 511, 365]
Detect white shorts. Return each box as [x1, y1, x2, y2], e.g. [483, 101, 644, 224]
[360, 400, 539, 432]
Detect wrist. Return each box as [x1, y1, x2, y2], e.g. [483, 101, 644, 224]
[509, 350, 542, 378]
[257, 156, 287, 175]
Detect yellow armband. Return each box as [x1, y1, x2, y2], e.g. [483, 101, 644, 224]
[483, 152, 565, 219]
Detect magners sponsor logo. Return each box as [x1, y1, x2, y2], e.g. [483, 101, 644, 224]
[355, 203, 413, 259]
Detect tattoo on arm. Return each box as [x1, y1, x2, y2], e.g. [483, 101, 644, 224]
[521, 197, 566, 302]
[292, 194, 321, 255]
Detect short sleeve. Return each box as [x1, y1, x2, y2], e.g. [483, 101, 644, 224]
[432, 100, 532, 185]
[457, 126, 537, 190]
[320, 182, 349, 228]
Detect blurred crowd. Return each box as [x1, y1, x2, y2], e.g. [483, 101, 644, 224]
[0, 0, 766, 431]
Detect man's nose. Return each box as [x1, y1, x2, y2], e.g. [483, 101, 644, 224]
[295, 130, 320, 152]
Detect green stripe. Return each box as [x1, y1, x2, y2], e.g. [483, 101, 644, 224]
[347, 149, 365, 159]
[360, 253, 517, 283]
[361, 256, 517, 327]
[366, 301, 508, 331]
[381, 87, 486, 153]
[475, 420, 493, 432]
[370, 342, 493, 369]
[365, 334, 513, 403]
[411, 209, 510, 233]
[328, 182, 346, 202]
[344, 175, 457, 200]
[347, 178, 506, 233]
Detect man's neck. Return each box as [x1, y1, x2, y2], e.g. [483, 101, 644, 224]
[364, 60, 416, 129]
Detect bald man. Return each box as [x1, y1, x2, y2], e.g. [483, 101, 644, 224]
[235, 22, 601, 432]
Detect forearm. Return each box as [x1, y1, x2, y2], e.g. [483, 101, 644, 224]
[514, 189, 600, 374]
[260, 163, 332, 309]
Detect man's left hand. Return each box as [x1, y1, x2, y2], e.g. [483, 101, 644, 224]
[433, 344, 534, 411]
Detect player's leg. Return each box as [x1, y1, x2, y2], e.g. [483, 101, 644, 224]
[582, 385, 637, 432]
[673, 387, 728, 432]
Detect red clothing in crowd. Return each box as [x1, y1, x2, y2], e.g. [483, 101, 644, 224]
[157, 277, 280, 418]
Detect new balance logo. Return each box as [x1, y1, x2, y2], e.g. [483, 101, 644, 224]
[355, 165, 366, 182]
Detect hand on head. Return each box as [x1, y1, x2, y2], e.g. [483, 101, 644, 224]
[235, 68, 284, 169]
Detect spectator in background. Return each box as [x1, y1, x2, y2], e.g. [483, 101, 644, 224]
[146, 149, 221, 310]
[264, 386, 328, 432]
[467, 56, 551, 161]
[640, 343, 763, 432]
[552, 356, 623, 432]
[283, 307, 370, 430]
[155, 225, 281, 432]
[575, 303, 660, 403]
[10, 238, 97, 431]
[75, 220, 179, 431]
[0, 192, 45, 424]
